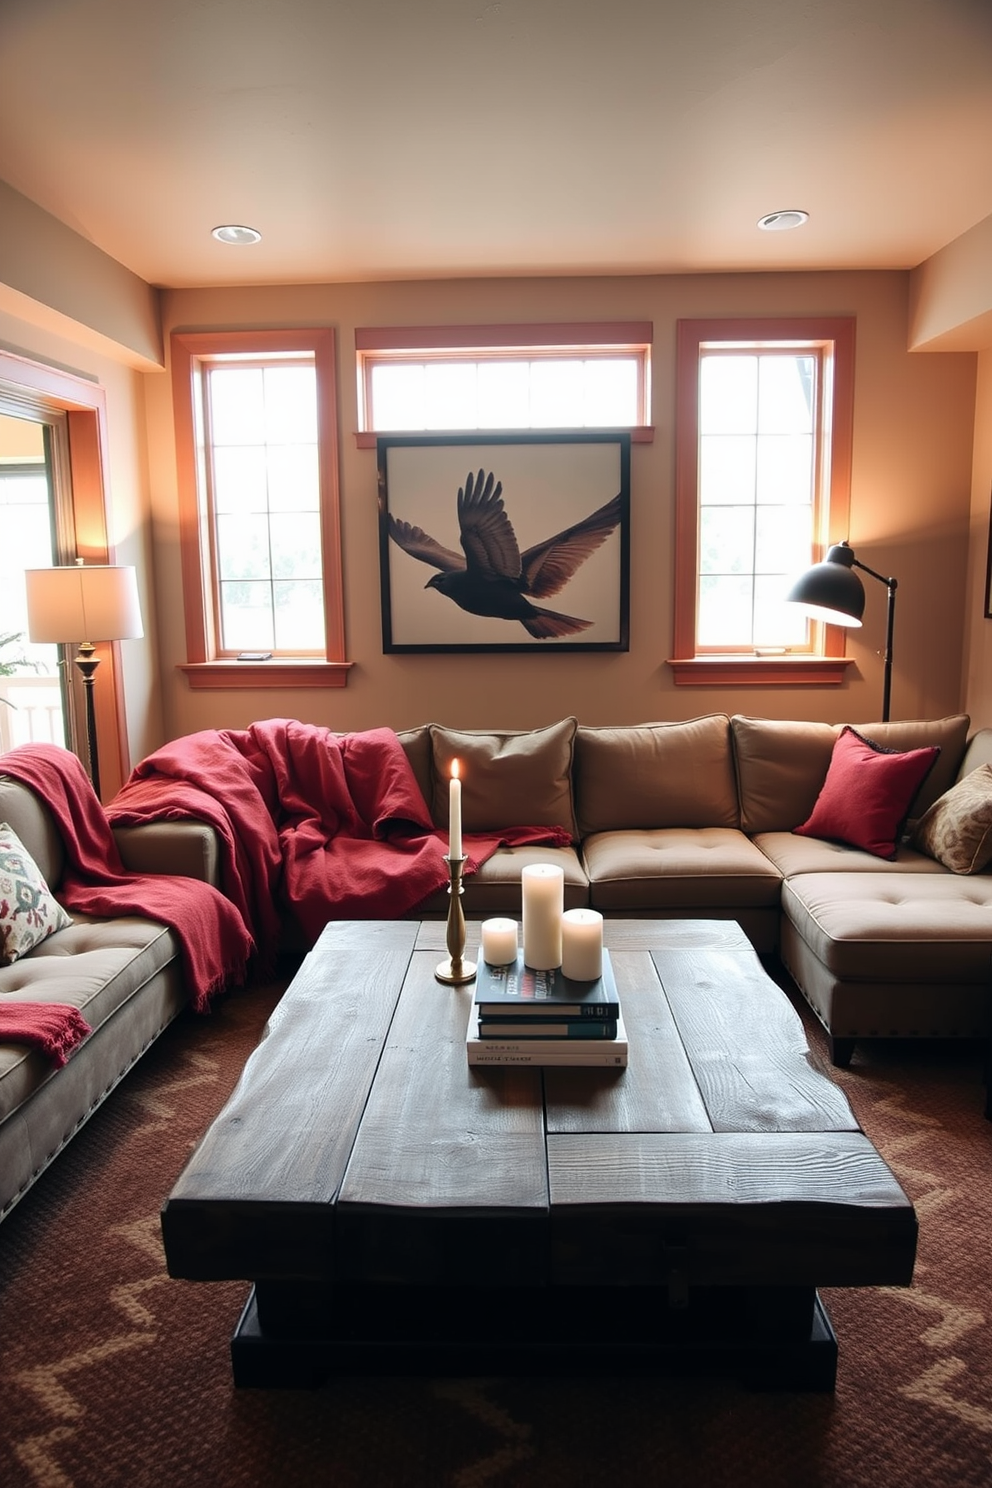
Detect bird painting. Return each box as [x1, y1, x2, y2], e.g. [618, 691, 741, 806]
[386, 468, 622, 639]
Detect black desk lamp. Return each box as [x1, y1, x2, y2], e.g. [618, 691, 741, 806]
[786, 542, 897, 721]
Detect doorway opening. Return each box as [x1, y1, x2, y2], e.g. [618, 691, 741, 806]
[0, 413, 69, 752]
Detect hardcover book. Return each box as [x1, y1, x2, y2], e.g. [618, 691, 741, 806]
[477, 1018, 618, 1040]
[473, 950, 620, 1019]
[466, 1005, 628, 1067]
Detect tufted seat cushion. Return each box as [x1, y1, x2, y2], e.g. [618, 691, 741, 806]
[781, 872, 992, 981]
[0, 914, 178, 1123]
[753, 831, 949, 878]
[583, 828, 783, 910]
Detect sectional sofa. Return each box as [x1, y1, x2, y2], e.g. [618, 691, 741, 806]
[396, 713, 992, 1067]
[113, 710, 992, 1066]
[2, 709, 990, 1221]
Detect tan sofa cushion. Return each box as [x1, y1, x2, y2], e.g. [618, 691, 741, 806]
[781, 871, 992, 981]
[0, 916, 178, 1122]
[753, 830, 947, 878]
[911, 763, 992, 874]
[732, 714, 970, 833]
[396, 725, 433, 810]
[582, 827, 782, 910]
[429, 719, 578, 840]
[0, 776, 65, 890]
[859, 716, 970, 816]
[415, 843, 588, 915]
[574, 715, 738, 834]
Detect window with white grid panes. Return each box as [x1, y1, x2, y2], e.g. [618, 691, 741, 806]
[697, 348, 819, 652]
[201, 357, 324, 655]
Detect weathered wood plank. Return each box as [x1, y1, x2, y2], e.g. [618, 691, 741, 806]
[652, 947, 860, 1133]
[545, 951, 713, 1134]
[337, 952, 549, 1283]
[163, 920, 418, 1278]
[548, 1131, 917, 1286]
[338, 954, 546, 1212]
[548, 1131, 912, 1208]
[413, 917, 754, 956]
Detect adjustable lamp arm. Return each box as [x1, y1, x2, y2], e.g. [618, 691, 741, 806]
[787, 542, 898, 722]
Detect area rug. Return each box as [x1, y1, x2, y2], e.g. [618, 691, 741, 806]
[1, 964, 990, 1488]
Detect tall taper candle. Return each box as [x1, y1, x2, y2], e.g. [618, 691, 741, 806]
[521, 862, 564, 969]
[449, 759, 462, 859]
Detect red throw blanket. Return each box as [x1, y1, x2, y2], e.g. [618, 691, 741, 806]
[0, 1002, 91, 1066]
[0, 745, 254, 1012]
[108, 720, 572, 957]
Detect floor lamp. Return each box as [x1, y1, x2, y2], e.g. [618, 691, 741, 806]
[25, 562, 144, 799]
[786, 541, 898, 722]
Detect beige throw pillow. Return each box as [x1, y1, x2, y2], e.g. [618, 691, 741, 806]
[911, 764, 992, 874]
[429, 719, 578, 840]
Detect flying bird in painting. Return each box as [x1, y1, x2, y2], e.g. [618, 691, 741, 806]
[387, 469, 622, 638]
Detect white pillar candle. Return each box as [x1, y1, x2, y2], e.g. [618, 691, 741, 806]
[448, 759, 462, 859]
[561, 908, 604, 982]
[480, 917, 518, 966]
[521, 863, 564, 970]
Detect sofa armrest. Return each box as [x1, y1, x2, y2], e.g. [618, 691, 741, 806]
[113, 821, 221, 887]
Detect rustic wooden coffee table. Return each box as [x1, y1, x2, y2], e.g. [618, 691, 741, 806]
[161, 918, 916, 1390]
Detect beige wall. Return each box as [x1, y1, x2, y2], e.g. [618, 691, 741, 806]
[1, 263, 978, 757]
[154, 270, 976, 740]
[0, 305, 163, 765]
[963, 349, 992, 730]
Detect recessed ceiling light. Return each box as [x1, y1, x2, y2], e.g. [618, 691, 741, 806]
[757, 210, 809, 232]
[211, 224, 262, 246]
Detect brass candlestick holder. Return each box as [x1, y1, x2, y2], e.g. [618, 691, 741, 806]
[435, 855, 477, 985]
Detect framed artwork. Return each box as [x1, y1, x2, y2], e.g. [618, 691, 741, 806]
[985, 486, 992, 618]
[377, 432, 630, 653]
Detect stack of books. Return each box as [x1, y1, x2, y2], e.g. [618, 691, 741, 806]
[466, 950, 627, 1067]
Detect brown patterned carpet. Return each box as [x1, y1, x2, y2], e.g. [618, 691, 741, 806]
[1, 963, 990, 1488]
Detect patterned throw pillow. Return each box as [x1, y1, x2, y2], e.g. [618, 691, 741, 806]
[911, 764, 992, 874]
[0, 822, 72, 966]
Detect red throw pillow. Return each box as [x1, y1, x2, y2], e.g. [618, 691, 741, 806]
[795, 726, 940, 859]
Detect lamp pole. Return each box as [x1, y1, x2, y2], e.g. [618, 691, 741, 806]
[848, 556, 897, 723]
[73, 641, 102, 799]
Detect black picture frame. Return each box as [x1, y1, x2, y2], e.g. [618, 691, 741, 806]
[377, 432, 630, 653]
[985, 486, 992, 618]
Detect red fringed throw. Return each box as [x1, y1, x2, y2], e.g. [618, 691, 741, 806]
[0, 1002, 91, 1066]
[0, 745, 254, 1011]
[109, 720, 573, 959]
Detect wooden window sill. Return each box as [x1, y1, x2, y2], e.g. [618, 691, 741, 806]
[667, 656, 855, 686]
[354, 426, 655, 449]
[179, 661, 354, 690]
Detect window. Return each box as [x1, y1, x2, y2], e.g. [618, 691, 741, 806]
[356, 323, 652, 442]
[171, 329, 350, 689]
[671, 317, 855, 686]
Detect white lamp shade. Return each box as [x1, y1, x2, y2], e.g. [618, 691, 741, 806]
[25, 565, 144, 644]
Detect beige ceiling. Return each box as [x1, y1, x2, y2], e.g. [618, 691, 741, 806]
[1, 0, 991, 290]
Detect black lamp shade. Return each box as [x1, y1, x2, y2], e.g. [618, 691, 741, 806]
[786, 544, 865, 627]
